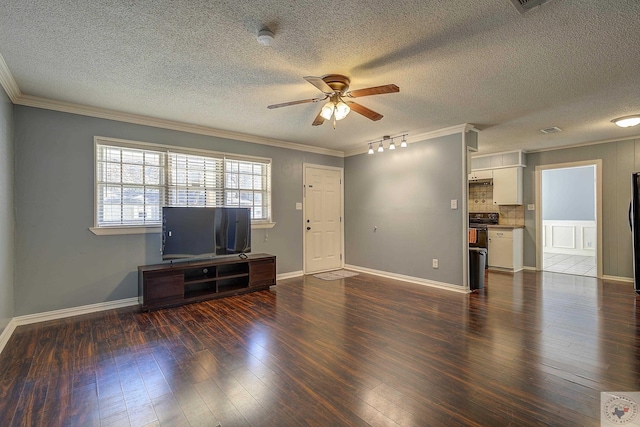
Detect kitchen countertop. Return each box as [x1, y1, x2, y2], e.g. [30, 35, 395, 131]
[486, 224, 525, 229]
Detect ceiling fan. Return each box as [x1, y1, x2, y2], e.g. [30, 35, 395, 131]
[267, 74, 399, 128]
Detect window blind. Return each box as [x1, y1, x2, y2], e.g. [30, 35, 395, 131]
[95, 141, 272, 228]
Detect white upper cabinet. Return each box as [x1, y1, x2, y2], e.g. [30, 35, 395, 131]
[492, 167, 523, 205]
[471, 150, 526, 170]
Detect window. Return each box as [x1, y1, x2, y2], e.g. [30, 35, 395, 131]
[93, 138, 272, 233]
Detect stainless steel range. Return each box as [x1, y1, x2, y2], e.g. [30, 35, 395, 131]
[469, 213, 499, 268]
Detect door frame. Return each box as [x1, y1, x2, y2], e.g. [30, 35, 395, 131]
[534, 159, 602, 277]
[302, 163, 345, 274]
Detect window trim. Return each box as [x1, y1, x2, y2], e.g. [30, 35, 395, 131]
[90, 136, 275, 235]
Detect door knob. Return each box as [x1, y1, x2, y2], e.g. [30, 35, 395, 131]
[306, 227, 311, 231]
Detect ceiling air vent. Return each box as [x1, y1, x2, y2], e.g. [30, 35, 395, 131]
[540, 126, 562, 134]
[510, 0, 554, 14]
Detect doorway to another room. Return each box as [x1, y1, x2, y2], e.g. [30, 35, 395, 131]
[536, 161, 601, 277]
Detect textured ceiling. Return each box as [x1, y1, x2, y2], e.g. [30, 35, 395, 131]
[1, 0, 639, 154]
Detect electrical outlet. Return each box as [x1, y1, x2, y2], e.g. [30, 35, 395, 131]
[450, 199, 458, 209]
[527, 204, 535, 211]
[432, 259, 439, 269]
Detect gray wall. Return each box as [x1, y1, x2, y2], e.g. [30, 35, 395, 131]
[0, 90, 14, 333]
[14, 106, 342, 316]
[344, 133, 465, 286]
[524, 138, 640, 277]
[542, 166, 595, 221]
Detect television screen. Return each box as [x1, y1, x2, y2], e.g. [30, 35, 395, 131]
[215, 207, 252, 255]
[162, 207, 216, 260]
[162, 207, 251, 260]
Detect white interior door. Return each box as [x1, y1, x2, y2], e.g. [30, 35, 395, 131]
[304, 165, 343, 274]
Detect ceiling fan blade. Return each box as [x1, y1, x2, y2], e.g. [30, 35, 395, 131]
[347, 102, 383, 121]
[304, 76, 334, 94]
[267, 97, 323, 109]
[312, 111, 326, 126]
[347, 84, 399, 98]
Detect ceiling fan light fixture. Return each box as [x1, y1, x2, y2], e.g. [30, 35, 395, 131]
[612, 115, 640, 128]
[320, 102, 335, 120]
[334, 100, 350, 120]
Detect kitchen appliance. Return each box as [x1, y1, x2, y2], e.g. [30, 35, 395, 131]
[469, 213, 499, 268]
[630, 173, 640, 293]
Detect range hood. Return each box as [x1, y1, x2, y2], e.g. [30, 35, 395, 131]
[468, 170, 493, 185]
[469, 178, 493, 185]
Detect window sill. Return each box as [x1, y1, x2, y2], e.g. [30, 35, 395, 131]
[89, 226, 162, 236]
[252, 222, 276, 229]
[89, 222, 276, 236]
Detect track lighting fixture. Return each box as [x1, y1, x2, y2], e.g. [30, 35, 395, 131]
[365, 134, 408, 155]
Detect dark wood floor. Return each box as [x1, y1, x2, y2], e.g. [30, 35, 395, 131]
[0, 270, 638, 426]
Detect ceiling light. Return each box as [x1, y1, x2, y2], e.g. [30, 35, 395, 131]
[612, 115, 640, 128]
[334, 101, 350, 120]
[320, 102, 335, 120]
[366, 134, 408, 156]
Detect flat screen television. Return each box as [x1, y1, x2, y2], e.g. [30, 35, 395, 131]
[162, 207, 251, 260]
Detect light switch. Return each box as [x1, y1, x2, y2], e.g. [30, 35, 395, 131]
[527, 204, 535, 211]
[296, 202, 302, 210]
[450, 199, 458, 210]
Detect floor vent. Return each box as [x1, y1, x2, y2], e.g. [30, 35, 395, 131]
[510, 0, 554, 14]
[540, 126, 562, 134]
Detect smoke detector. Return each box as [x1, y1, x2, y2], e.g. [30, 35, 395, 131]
[510, 0, 554, 14]
[257, 29, 275, 47]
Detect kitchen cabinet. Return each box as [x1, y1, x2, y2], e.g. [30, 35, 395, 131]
[492, 167, 523, 205]
[488, 228, 523, 271]
[468, 170, 493, 181]
[471, 150, 526, 170]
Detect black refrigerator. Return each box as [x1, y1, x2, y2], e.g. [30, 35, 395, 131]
[631, 173, 640, 294]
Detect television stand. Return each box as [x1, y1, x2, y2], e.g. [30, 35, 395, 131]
[138, 253, 276, 311]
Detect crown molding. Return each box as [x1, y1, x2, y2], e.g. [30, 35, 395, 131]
[0, 58, 344, 157]
[15, 94, 345, 157]
[343, 123, 477, 157]
[0, 52, 21, 103]
[525, 133, 640, 154]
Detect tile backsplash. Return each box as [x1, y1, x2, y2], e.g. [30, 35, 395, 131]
[468, 184, 524, 225]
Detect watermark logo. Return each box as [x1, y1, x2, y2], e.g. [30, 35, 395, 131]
[602, 392, 640, 425]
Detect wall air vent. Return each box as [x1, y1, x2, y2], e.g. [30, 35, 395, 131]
[510, 0, 554, 14]
[540, 126, 562, 134]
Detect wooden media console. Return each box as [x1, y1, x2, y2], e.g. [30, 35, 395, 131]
[138, 253, 276, 311]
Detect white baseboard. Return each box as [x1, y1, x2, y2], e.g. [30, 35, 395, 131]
[344, 264, 470, 294]
[602, 275, 634, 283]
[13, 297, 140, 327]
[276, 270, 303, 281]
[523, 266, 537, 271]
[0, 318, 18, 356]
[0, 297, 140, 356]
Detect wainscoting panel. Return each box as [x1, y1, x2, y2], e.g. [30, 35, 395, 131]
[543, 220, 596, 256]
